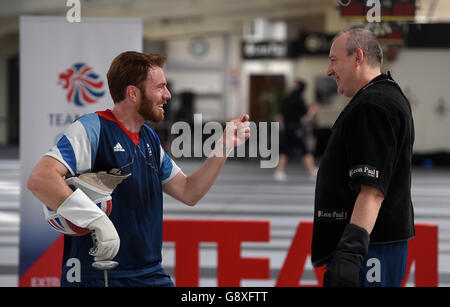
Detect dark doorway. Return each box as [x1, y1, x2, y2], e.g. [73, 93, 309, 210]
[249, 74, 285, 122]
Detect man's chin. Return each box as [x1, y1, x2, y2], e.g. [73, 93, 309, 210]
[150, 110, 165, 123]
[152, 115, 164, 123]
[139, 110, 164, 123]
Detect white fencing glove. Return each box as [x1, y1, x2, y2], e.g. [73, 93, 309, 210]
[53, 169, 130, 261]
[56, 188, 120, 261]
[87, 215, 121, 262]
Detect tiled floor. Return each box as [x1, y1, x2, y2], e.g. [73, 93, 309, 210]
[1, 155, 449, 286]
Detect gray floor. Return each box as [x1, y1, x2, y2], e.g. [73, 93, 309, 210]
[1, 154, 450, 286]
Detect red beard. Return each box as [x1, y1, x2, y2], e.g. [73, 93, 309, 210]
[138, 91, 165, 123]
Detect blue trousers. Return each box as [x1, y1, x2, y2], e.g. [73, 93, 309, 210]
[61, 267, 175, 287]
[359, 240, 408, 287]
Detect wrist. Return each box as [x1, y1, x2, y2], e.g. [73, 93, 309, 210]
[336, 223, 370, 258]
[56, 188, 106, 228]
[216, 139, 233, 156]
[323, 223, 369, 287]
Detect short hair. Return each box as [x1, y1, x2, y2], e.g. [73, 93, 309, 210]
[107, 51, 167, 103]
[336, 28, 383, 67]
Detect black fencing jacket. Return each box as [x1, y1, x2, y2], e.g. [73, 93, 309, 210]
[311, 72, 415, 267]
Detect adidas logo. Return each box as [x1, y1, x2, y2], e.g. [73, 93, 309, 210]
[113, 142, 125, 152]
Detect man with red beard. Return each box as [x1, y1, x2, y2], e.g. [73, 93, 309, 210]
[27, 51, 250, 287]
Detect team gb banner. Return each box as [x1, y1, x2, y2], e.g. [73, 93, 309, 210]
[19, 16, 142, 286]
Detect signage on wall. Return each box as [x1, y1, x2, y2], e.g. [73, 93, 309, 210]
[295, 33, 334, 55]
[242, 41, 290, 59]
[241, 34, 334, 59]
[340, 0, 415, 21]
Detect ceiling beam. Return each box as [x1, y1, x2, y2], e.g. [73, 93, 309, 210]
[0, 0, 333, 38]
[142, 4, 329, 39]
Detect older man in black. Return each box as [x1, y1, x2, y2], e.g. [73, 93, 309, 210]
[311, 28, 415, 287]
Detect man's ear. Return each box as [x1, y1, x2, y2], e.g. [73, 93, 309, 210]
[126, 85, 139, 102]
[355, 48, 365, 66]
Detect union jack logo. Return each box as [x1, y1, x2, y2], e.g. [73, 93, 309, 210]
[58, 63, 105, 106]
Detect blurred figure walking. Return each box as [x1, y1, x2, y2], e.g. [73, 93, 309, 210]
[274, 80, 319, 181]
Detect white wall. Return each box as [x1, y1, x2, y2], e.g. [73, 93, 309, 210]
[389, 49, 450, 153]
[165, 34, 232, 121]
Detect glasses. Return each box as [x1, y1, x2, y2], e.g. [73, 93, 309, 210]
[116, 142, 159, 175]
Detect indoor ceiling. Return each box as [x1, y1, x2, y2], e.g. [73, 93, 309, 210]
[0, 0, 448, 40]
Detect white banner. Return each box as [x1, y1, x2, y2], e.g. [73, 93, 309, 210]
[19, 16, 142, 286]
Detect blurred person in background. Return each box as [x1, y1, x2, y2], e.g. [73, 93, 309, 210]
[274, 80, 319, 181]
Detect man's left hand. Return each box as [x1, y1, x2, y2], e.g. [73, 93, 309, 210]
[222, 114, 251, 148]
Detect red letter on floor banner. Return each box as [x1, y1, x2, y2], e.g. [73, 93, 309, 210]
[276, 221, 324, 287]
[401, 223, 438, 287]
[163, 220, 270, 286]
[276, 221, 438, 287]
[19, 220, 437, 287]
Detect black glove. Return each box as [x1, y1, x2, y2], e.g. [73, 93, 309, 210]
[323, 223, 369, 287]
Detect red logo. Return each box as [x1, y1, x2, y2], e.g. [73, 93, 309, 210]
[58, 63, 105, 106]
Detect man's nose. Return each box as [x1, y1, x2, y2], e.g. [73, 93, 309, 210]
[326, 64, 333, 77]
[164, 87, 171, 100]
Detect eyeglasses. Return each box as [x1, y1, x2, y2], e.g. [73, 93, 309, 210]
[116, 142, 159, 175]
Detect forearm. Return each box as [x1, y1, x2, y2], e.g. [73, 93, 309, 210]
[350, 185, 384, 234]
[183, 146, 228, 205]
[324, 185, 384, 287]
[27, 156, 72, 210]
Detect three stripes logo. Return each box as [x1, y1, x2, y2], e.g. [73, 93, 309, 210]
[114, 142, 125, 152]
